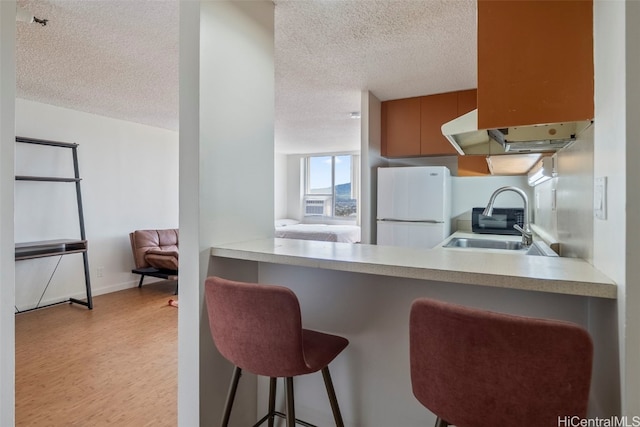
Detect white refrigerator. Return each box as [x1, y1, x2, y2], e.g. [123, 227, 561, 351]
[376, 166, 452, 249]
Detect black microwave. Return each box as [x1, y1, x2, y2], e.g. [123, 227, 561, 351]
[471, 207, 525, 235]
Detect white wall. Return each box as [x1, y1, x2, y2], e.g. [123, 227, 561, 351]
[198, 2, 274, 245]
[177, 2, 200, 426]
[534, 126, 595, 259]
[593, 2, 625, 285]
[557, 127, 595, 261]
[179, 2, 275, 425]
[623, 0, 640, 413]
[12, 100, 178, 309]
[0, 1, 16, 424]
[285, 155, 303, 220]
[533, 178, 557, 243]
[593, 0, 632, 414]
[360, 91, 386, 244]
[275, 152, 288, 219]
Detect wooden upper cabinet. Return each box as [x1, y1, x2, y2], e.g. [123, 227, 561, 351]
[477, 0, 594, 129]
[458, 155, 490, 176]
[457, 89, 477, 116]
[420, 92, 459, 156]
[382, 89, 478, 158]
[381, 97, 421, 157]
[455, 89, 488, 176]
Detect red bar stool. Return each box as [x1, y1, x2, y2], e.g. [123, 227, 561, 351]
[409, 298, 593, 427]
[205, 276, 349, 427]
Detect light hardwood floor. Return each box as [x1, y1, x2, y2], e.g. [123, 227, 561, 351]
[15, 281, 178, 426]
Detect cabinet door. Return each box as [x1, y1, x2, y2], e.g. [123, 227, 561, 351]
[477, 0, 593, 129]
[457, 155, 490, 176]
[455, 90, 484, 174]
[420, 92, 459, 156]
[381, 97, 421, 157]
[457, 89, 477, 115]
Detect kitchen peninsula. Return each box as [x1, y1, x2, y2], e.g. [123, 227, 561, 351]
[211, 238, 615, 298]
[209, 238, 617, 427]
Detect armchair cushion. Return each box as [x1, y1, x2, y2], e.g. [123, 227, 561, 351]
[145, 250, 179, 270]
[130, 229, 179, 270]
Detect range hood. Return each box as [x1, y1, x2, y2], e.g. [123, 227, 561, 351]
[441, 109, 592, 155]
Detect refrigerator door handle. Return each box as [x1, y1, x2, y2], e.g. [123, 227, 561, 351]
[378, 219, 444, 224]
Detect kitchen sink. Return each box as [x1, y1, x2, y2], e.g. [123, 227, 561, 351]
[443, 237, 524, 250]
[443, 237, 559, 257]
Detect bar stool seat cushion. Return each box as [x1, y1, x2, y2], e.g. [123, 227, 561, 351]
[206, 277, 348, 378]
[410, 298, 593, 427]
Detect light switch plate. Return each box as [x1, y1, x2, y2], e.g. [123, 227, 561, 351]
[594, 176, 607, 220]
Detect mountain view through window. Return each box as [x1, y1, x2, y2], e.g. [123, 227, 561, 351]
[307, 155, 357, 218]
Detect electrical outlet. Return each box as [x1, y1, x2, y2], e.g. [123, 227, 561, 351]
[96, 267, 104, 278]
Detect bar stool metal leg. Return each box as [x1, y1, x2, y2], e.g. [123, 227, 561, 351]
[434, 417, 449, 427]
[321, 367, 344, 427]
[221, 366, 242, 427]
[268, 377, 277, 427]
[285, 377, 295, 427]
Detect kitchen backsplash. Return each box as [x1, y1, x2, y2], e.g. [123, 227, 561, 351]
[534, 125, 595, 260]
[451, 175, 530, 233]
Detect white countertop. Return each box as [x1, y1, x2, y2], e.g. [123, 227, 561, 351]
[210, 237, 616, 299]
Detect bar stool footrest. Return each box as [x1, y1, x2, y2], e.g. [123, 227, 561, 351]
[252, 411, 318, 427]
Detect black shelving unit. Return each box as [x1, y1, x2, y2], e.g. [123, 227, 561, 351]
[14, 136, 93, 313]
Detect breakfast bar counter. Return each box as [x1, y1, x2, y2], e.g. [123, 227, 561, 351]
[208, 238, 619, 426]
[210, 237, 616, 299]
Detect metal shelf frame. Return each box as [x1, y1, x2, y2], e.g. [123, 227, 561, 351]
[14, 136, 93, 313]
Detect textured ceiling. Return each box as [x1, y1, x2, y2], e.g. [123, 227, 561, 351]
[16, 0, 179, 131]
[275, 0, 477, 154]
[15, 0, 477, 154]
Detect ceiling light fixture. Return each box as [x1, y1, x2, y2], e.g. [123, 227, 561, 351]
[527, 156, 556, 186]
[485, 153, 542, 176]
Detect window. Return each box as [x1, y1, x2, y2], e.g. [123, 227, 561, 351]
[304, 154, 358, 219]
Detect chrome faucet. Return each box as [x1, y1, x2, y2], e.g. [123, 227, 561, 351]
[483, 186, 533, 246]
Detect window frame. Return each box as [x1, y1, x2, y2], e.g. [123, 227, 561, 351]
[303, 153, 359, 221]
